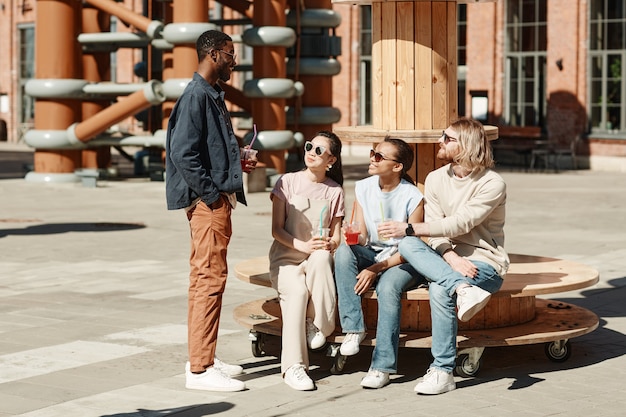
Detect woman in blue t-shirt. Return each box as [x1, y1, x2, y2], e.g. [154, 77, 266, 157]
[335, 137, 424, 389]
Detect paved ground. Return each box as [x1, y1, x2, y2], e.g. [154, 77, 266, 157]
[1, 144, 625, 416]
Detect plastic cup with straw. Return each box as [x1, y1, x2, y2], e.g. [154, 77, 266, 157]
[345, 201, 360, 245]
[249, 124, 258, 149]
[319, 205, 327, 237]
[241, 124, 258, 171]
[378, 201, 388, 241]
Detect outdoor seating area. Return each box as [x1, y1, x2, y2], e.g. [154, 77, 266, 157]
[233, 254, 599, 375]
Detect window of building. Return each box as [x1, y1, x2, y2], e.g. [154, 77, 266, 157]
[458, 3, 467, 117]
[18, 24, 35, 137]
[504, 0, 547, 127]
[359, 5, 372, 125]
[589, 0, 625, 133]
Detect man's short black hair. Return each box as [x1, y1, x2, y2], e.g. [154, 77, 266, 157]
[196, 30, 232, 61]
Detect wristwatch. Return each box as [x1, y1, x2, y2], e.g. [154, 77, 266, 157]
[405, 223, 414, 236]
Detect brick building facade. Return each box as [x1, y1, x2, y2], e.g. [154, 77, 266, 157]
[2, 1, 625, 171]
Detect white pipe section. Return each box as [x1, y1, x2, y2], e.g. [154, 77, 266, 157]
[162, 79, 191, 100]
[242, 27, 296, 47]
[243, 130, 295, 151]
[24, 128, 86, 149]
[243, 78, 298, 99]
[78, 32, 151, 49]
[82, 83, 147, 96]
[162, 22, 216, 45]
[25, 79, 88, 99]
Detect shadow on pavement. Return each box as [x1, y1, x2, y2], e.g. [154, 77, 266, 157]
[100, 402, 235, 416]
[0, 222, 145, 237]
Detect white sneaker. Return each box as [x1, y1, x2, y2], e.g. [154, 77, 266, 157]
[360, 369, 390, 389]
[414, 368, 456, 395]
[339, 332, 366, 356]
[456, 285, 492, 322]
[284, 364, 315, 391]
[185, 365, 246, 392]
[306, 318, 326, 350]
[214, 357, 244, 377]
[186, 358, 244, 377]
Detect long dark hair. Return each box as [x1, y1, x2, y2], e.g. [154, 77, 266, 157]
[384, 137, 415, 185]
[317, 130, 344, 186]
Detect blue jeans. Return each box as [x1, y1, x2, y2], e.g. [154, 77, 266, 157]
[398, 237, 503, 372]
[334, 243, 423, 373]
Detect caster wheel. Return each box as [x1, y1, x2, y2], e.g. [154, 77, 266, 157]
[330, 353, 347, 375]
[455, 353, 481, 377]
[545, 340, 571, 362]
[251, 333, 266, 357]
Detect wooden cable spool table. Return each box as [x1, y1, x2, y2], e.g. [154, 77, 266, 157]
[233, 253, 599, 376]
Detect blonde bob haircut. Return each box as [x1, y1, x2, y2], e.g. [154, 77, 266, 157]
[450, 117, 494, 173]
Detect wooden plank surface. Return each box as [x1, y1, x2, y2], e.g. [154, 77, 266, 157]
[396, 1, 415, 130]
[381, 2, 397, 130]
[233, 298, 599, 349]
[234, 253, 599, 297]
[333, 125, 499, 143]
[414, 1, 433, 130]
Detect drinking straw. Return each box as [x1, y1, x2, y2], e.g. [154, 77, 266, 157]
[349, 200, 356, 224]
[379, 201, 385, 221]
[248, 124, 258, 149]
[319, 205, 327, 237]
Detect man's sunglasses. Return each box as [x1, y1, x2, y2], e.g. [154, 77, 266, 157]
[304, 141, 327, 156]
[218, 50, 237, 61]
[370, 149, 399, 163]
[442, 131, 458, 144]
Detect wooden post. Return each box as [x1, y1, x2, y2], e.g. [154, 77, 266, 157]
[333, 0, 497, 187]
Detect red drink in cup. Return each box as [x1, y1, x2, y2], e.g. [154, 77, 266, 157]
[344, 222, 360, 245]
[240, 148, 258, 172]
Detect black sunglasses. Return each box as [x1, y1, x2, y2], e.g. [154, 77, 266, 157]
[304, 141, 327, 156]
[442, 130, 458, 144]
[370, 149, 400, 163]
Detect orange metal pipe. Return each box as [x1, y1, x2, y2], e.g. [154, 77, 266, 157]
[253, 0, 287, 173]
[161, 1, 174, 129]
[81, 5, 111, 169]
[34, 0, 82, 174]
[219, 0, 254, 19]
[161, 0, 209, 123]
[85, 0, 155, 34]
[74, 87, 161, 142]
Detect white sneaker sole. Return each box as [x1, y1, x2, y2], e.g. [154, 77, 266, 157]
[414, 382, 456, 395]
[458, 293, 491, 322]
[360, 378, 390, 389]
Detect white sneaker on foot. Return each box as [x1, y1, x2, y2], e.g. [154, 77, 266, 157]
[214, 357, 244, 377]
[306, 318, 326, 350]
[360, 369, 390, 389]
[414, 368, 456, 395]
[284, 364, 315, 391]
[339, 332, 366, 356]
[185, 365, 246, 392]
[456, 285, 492, 322]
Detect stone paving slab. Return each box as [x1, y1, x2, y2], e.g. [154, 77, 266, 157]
[0, 150, 625, 416]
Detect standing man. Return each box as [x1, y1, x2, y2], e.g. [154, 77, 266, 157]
[379, 117, 509, 395]
[166, 30, 253, 392]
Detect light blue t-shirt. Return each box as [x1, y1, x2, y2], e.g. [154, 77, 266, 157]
[355, 175, 423, 253]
